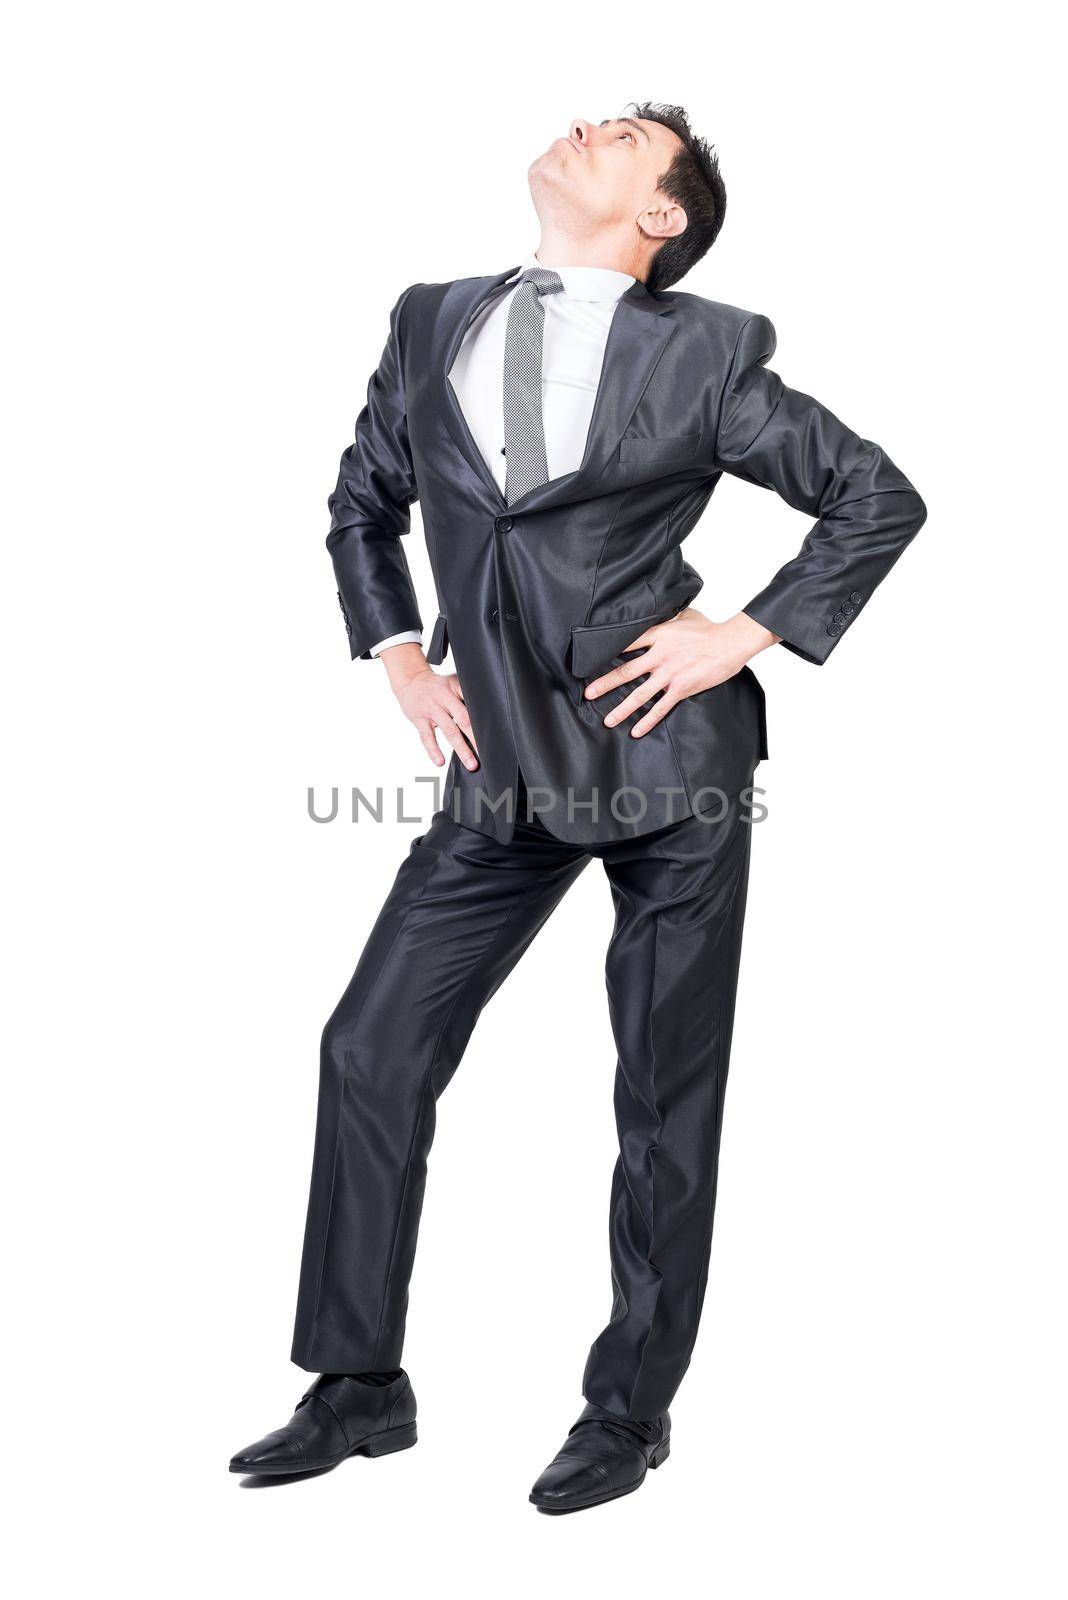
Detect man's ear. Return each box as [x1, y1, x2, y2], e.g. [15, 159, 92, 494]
[638, 199, 688, 242]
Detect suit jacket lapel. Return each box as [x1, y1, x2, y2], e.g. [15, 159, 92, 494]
[439, 267, 520, 501]
[438, 269, 677, 512]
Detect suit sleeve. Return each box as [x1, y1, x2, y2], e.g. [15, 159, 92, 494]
[714, 313, 927, 664]
[326, 286, 423, 660]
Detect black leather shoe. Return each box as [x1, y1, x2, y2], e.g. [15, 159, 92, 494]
[529, 1402, 670, 1513]
[229, 1371, 417, 1476]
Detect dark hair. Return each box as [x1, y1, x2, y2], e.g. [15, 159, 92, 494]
[623, 101, 726, 291]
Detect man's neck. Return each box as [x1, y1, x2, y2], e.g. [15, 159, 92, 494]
[532, 224, 649, 282]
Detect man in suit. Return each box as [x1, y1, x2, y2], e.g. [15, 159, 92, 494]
[231, 102, 925, 1511]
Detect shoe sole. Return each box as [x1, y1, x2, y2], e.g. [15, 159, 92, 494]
[529, 1437, 669, 1513]
[229, 1421, 418, 1476]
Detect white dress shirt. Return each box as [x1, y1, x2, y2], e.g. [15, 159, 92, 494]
[369, 251, 635, 657]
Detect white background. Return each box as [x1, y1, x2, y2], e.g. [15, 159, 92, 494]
[3, 2, 1064, 1594]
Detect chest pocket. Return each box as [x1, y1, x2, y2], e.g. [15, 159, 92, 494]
[617, 431, 702, 467]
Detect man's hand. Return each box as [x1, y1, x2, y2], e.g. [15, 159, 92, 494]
[378, 641, 479, 770]
[584, 609, 780, 738]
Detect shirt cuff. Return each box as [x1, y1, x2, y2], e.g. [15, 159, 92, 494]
[368, 630, 423, 657]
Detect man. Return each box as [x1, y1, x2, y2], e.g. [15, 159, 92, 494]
[230, 102, 925, 1512]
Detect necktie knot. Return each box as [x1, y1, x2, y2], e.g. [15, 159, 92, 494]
[517, 266, 564, 298]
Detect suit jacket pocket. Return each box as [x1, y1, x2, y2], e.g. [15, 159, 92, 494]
[569, 619, 768, 762]
[569, 611, 673, 680]
[426, 613, 449, 666]
[617, 431, 702, 467]
[740, 664, 769, 762]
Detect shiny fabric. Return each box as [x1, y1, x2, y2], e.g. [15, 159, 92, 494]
[292, 788, 752, 1420]
[326, 268, 926, 845]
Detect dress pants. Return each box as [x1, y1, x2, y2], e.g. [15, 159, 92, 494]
[291, 781, 753, 1420]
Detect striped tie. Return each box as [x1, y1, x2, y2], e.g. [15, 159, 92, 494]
[502, 267, 565, 505]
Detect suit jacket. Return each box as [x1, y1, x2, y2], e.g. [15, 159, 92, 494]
[327, 267, 926, 845]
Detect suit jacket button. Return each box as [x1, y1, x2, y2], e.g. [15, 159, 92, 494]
[849, 591, 862, 603]
[490, 609, 499, 624]
[827, 622, 841, 637]
[494, 516, 514, 533]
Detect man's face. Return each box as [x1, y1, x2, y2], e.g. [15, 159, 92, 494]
[528, 115, 684, 231]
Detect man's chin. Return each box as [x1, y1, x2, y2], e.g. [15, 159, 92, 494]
[529, 141, 569, 177]
[528, 149, 569, 199]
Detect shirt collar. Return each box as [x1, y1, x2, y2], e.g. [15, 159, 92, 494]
[512, 251, 634, 303]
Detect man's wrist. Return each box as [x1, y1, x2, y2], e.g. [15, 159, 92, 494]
[732, 611, 781, 660]
[379, 640, 432, 694]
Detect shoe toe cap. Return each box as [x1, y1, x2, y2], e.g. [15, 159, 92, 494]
[229, 1431, 305, 1473]
[530, 1455, 609, 1506]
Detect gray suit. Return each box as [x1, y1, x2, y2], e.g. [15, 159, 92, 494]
[293, 268, 925, 1417]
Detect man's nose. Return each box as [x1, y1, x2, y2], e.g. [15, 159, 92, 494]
[569, 119, 592, 147]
